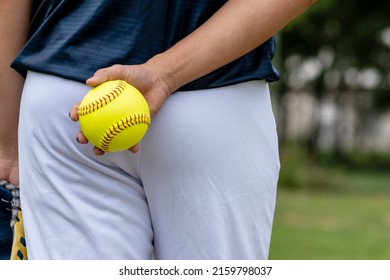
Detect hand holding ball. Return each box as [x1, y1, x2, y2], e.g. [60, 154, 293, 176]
[78, 80, 151, 152]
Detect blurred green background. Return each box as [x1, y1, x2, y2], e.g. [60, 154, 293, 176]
[268, 0, 390, 259]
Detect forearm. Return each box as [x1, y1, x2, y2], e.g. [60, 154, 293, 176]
[0, 0, 31, 151]
[84, 0, 316, 140]
[148, 0, 316, 92]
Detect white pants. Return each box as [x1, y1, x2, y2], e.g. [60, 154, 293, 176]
[19, 71, 280, 260]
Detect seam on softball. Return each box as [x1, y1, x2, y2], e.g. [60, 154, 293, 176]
[100, 113, 151, 151]
[78, 80, 127, 116]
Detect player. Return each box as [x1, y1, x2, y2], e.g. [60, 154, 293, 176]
[0, 0, 316, 259]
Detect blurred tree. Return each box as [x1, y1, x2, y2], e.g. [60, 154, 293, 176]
[276, 0, 390, 156]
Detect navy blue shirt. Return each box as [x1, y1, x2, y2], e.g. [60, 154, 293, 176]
[12, 0, 280, 91]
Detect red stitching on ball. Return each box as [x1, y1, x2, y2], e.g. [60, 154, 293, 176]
[99, 113, 151, 152]
[78, 80, 127, 116]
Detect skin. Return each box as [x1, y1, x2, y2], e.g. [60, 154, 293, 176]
[0, 0, 31, 186]
[70, 0, 317, 155]
[1, 0, 317, 183]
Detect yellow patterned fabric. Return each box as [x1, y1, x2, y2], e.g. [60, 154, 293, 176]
[10, 210, 27, 260]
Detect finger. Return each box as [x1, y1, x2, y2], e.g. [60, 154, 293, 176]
[128, 143, 140, 153]
[93, 146, 105, 156]
[86, 64, 126, 86]
[69, 103, 81, 121]
[76, 131, 88, 144]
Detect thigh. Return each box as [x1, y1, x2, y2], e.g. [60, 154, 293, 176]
[141, 81, 280, 259]
[18, 72, 153, 259]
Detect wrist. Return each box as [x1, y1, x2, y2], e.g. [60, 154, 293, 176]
[145, 54, 181, 95]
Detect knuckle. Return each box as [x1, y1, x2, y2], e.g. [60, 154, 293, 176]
[112, 64, 124, 72]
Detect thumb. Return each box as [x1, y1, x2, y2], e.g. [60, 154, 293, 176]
[86, 65, 127, 87]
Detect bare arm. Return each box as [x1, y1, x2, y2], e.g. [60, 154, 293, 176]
[0, 0, 31, 184]
[87, 0, 315, 110]
[74, 0, 316, 154]
[148, 0, 316, 92]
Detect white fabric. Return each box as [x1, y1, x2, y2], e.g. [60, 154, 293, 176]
[18, 71, 280, 260]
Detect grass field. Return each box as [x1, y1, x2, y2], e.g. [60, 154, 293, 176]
[269, 189, 390, 259]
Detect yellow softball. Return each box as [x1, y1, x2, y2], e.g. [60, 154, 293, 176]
[78, 80, 151, 152]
